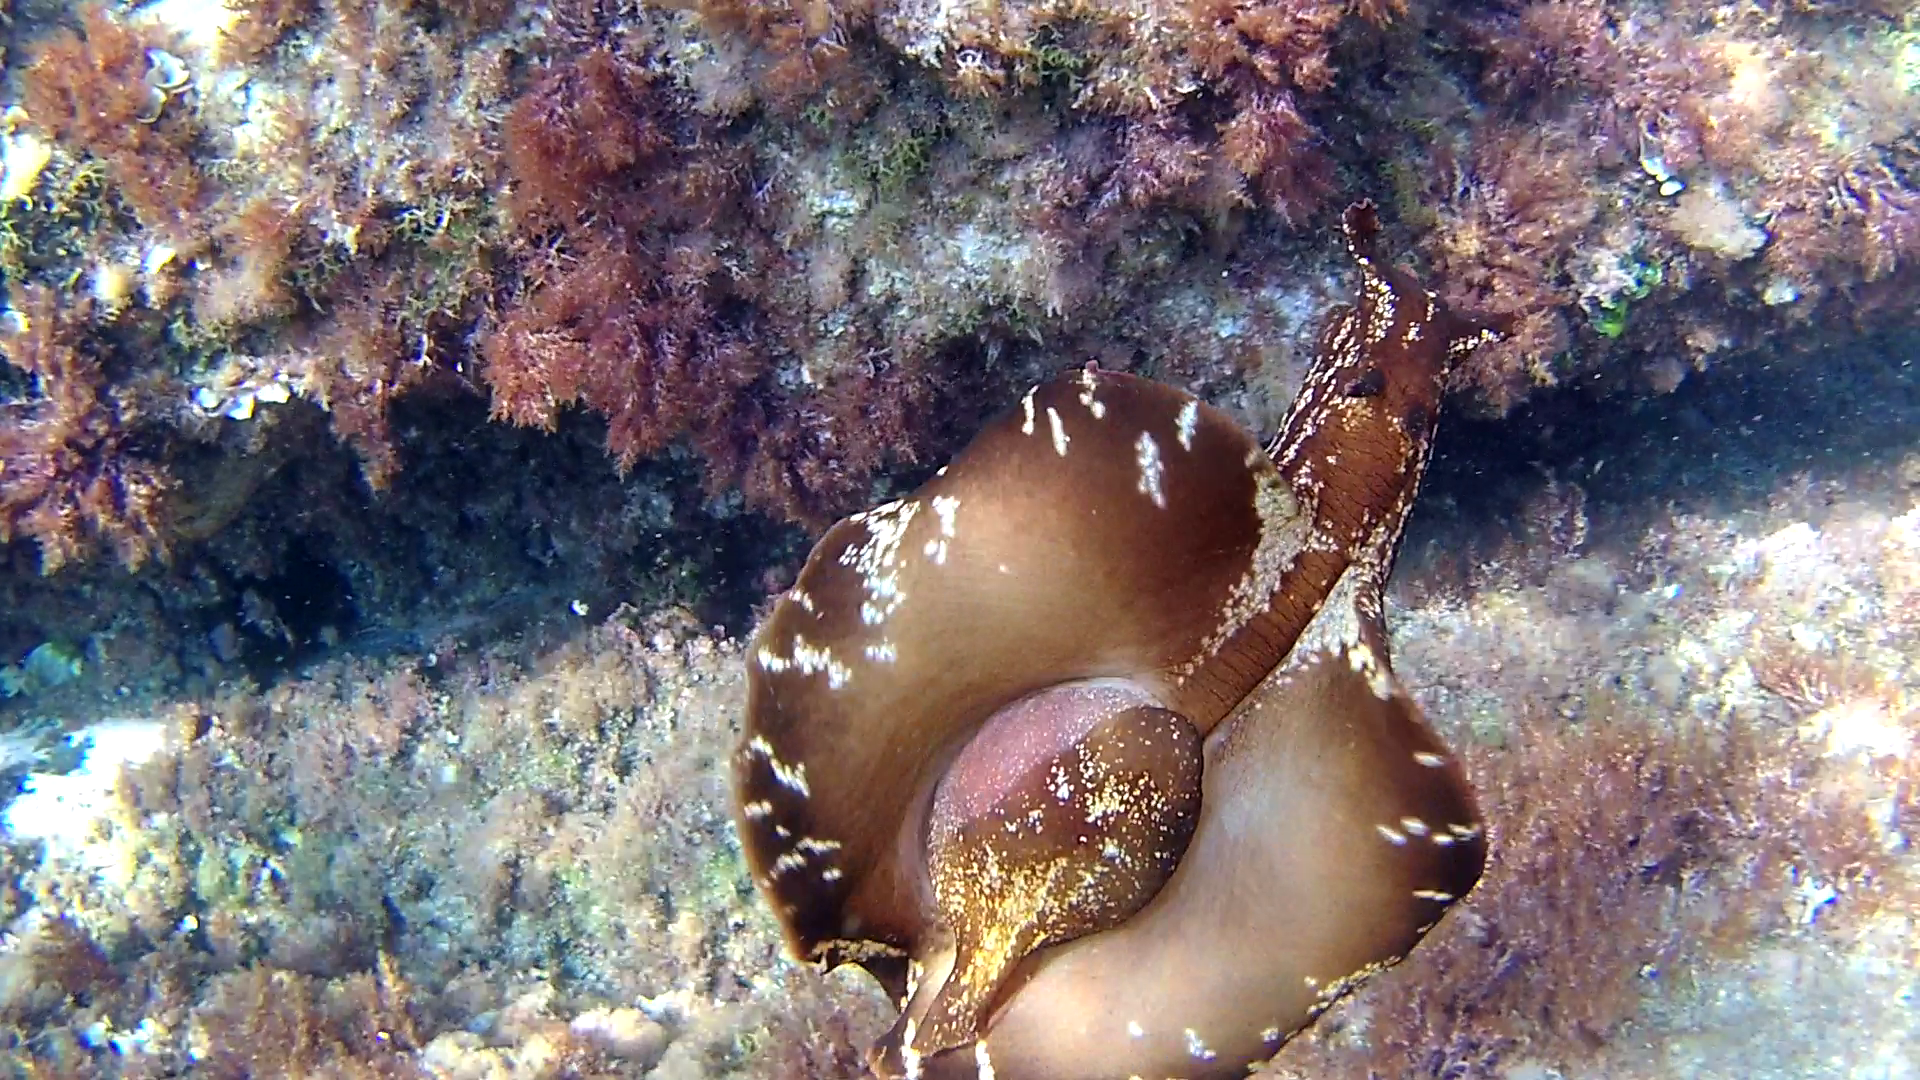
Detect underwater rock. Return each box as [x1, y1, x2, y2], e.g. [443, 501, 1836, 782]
[734, 204, 1505, 1079]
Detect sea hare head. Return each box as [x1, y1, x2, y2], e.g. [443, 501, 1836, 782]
[736, 203, 1500, 1079]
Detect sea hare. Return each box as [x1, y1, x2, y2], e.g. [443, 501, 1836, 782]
[735, 203, 1503, 1080]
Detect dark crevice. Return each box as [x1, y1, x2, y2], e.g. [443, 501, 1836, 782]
[1409, 323, 1920, 573]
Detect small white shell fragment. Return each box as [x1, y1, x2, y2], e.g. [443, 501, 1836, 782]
[146, 48, 190, 91]
[134, 85, 167, 125]
[144, 244, 178, 275]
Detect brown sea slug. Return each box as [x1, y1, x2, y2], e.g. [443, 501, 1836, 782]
[734, 203, 1505, 1080]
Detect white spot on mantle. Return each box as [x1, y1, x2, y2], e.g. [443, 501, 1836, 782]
[1077, 368, 1107, 419]
[746, 736, 812, 796]
[975, 1041, 997, 1080]
[756, 634, 853, 689]
[931, 495, 960, 536]
[840, 499, 918, 625]
[1184, 1028, 1216, 1061]
[1176, 400, 1199, 450]
[1046, 407, 1070, 456]
[1135, 431, 1166, 509]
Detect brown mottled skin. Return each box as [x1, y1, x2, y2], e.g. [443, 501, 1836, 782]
[735, 202, 1506, 1080]
[1271, 201, 1504, 593]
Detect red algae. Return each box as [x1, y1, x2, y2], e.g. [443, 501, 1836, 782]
[0, 286, 171, 572]
[1, 0, 1915, 570]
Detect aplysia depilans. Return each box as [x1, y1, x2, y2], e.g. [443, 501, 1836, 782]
[735, 203, 1503, 1080]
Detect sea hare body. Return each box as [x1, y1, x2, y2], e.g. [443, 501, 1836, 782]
[735, 204, 1502, 1080]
